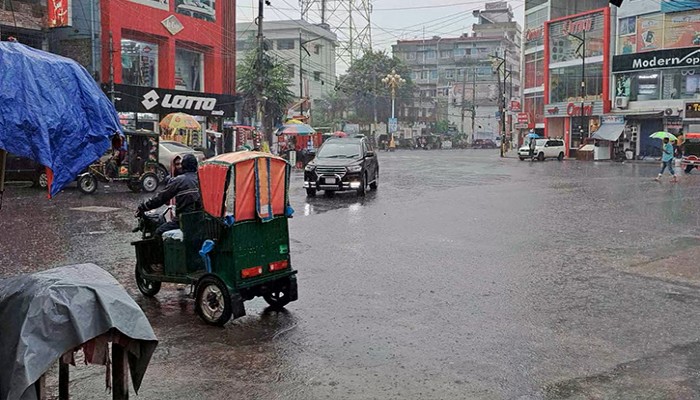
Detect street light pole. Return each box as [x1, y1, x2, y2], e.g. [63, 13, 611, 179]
[382, 69, 406, 139]
[569, 29, 586, 142]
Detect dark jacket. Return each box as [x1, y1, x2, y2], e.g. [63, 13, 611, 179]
[143, 171, 201, 219]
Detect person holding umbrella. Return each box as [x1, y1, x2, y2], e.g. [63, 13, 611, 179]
[653, 133, 678, 183]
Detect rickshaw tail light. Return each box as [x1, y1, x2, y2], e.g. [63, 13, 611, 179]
[242, 266, 264, 278]
[269, 260, 289, 272]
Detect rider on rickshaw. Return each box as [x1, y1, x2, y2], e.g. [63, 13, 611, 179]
[138, 153, 201, 236]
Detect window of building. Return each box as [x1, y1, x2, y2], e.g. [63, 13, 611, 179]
[314, 44, 321, 55]
[663, 68, 700, 99]
[407, 52, 416, 60]
[525, 0, 547, 8]
[121, 39, 158, 87]
[236, 40, 250, 51]
[524, 50, 544, 89]
[525, 8, 547, 30]
[175, 48, 204, 92]
[476, 66, 491, 76]
[287, 64, 295, 79]
[446, 69, 455, 79]
[277, 39, 295, 50]
[454, 48, 466, 57]
[440, 50, 453, 58]
[617, 69, 700, 101]
[313, 71, 321, 81]
[426, 50, 437, 59]
[430, 69, 438, 80]
[550, 63, 603, 103]
[619, 16, 636, 36]
[420, 70, 428, 80]
[523, 92, 544, 125]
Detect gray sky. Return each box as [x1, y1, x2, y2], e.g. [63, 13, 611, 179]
[237, 0, 526, 53]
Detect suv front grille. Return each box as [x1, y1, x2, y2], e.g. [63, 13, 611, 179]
[316, 166, 346, 176]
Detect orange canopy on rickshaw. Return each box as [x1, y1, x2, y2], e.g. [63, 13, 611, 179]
[198, 151, 290, 222]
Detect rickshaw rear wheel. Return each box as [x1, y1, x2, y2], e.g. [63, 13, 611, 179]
[77, 174, 98, 194]
[141, 172, 159, 192]
[195, 276, 233, 326]
[135, 265, 161, 297]
[156, 165, 168, 183]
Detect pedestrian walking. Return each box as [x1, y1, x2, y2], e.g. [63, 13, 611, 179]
[655, 137, 678, 183]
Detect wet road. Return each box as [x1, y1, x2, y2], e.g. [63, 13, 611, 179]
[2, 150, 700, 399]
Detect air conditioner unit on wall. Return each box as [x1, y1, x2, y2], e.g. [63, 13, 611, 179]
[615, 96, 630, 109]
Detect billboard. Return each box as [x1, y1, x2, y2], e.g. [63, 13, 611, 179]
[548, 10, 606, 64]
[664, 11, 700, 49]
[47, 0, 72, 28]
[636, 13, 664, 52]
[661, 0, 700, 13]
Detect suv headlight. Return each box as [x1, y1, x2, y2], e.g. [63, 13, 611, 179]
[346, 165, 362, 173]
[304, 164, 315, 172]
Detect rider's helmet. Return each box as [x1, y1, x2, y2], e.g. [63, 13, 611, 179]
[181, 153, 198, 172]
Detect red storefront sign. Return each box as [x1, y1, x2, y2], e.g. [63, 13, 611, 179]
[525, 26, 544, 42]
[517, 112, 529, 123]
[566, 103, 593, 116]
[48, 0, 71, 28]
[510, 100, 522, 112]
[561, 17, 593, 36]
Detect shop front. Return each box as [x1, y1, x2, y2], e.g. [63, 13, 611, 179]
[544, 101, 605, 157]
[107, 83, 239, 152]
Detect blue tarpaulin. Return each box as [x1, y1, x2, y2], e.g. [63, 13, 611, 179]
[0, 42, 121, 196]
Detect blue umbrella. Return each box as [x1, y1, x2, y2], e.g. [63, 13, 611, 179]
[0, 42, 121, 196]
[526, 133, 540, 139]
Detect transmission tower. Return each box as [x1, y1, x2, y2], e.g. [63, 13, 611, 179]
[300, 0, 373, 72]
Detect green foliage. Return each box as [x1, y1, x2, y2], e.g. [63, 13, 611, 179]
[237, 46, 295, 131]
[336, 50, 415, 124]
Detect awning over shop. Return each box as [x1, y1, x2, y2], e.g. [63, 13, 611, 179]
[609, 110, 664, 118]
[591, 124, 625, 141]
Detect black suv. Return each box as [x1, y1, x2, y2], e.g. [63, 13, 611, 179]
[304, 137, 379, 197]
[3, 153, 48, 188]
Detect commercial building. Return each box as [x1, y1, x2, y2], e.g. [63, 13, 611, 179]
[392, 1, 521, 140]
[611, 0, 700, 159]
[97, 0, 238, 135]
[0, 0, 48, 48]
[236, 19, 337, 118]
[544, 7, 612, 157]
[521, 0, 610, 145]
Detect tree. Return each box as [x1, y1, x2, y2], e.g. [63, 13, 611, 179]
[237, 45, 295, 142]
[336, 50, 414, 125]
[313, 90, 352, 128]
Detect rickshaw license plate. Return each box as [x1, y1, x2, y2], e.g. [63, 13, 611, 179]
[324, 177, 335, 184]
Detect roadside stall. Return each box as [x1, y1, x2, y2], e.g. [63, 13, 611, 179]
[0, 264, 158, 400]
[591, 117, 626, 161]
[0, 41, 121, 201]
[275, 123, 321, 168]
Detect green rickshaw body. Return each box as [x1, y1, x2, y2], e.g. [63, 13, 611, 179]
[133, 151, 298, 325]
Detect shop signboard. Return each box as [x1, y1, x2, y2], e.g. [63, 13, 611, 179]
[636, 13, 664, 53]
[106, 84, 239, 117]
[685, 101, 700, 119]
[48, 0, 72, 28]
[517, 113, 529, 124]
[661, 0, 700, 13]
[548, 10, 606, 64]
[613, 46, 700, 72]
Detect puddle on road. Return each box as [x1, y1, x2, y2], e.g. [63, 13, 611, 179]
[69, 206, 121, 213]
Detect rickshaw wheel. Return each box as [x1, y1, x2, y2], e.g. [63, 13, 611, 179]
[77, 174, 98, 194]
[141, 172, 159, 193]
[195, 276, 233, 326]
[156, 165, 168, 183]
[135, 265, 161, 297]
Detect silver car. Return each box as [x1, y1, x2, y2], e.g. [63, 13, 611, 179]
[158, 141, 205, 182]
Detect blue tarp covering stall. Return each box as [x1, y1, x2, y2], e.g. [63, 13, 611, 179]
[0, 42, 121, 196]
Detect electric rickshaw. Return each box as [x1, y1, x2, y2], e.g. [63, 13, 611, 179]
[77, 129, 160, 194]
[132, 151, 298, 326]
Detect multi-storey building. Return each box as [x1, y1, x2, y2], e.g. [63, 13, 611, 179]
[1, 0, 48, 48]
[236, 19, 337, 118]
[392, 1, 521, 141]
[521, 0, 610, 148]
[611, 0, 700, 159]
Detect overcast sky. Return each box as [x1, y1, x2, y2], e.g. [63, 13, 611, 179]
[236, 0, 526, 53]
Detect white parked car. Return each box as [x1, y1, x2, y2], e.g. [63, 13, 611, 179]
[518, 138, 565, 161]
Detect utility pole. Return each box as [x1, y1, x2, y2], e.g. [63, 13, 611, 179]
[256, 0, 265, 132]
[108, 31, 115, 105]
[580, 28, 586, 141]
[372, 64, 378, 144]
[460, 68, 467, 139]
[471, 67, 476, 144]
[299, 30, 304, 117]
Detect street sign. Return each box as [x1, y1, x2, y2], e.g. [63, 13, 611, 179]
[517, 112, 529, 124]
[514, 123, 529, 129]
[388, 118, 398, 133]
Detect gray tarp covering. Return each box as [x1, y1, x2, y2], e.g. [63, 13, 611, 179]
[591, 124, 625, 141]
[0, 264, 158, 400]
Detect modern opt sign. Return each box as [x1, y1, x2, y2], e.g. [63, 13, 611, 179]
[107, 84, 238, 117]
[613, 46, 700, 72]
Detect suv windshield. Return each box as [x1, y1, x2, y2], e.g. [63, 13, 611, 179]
[317, 142, 362, 159]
